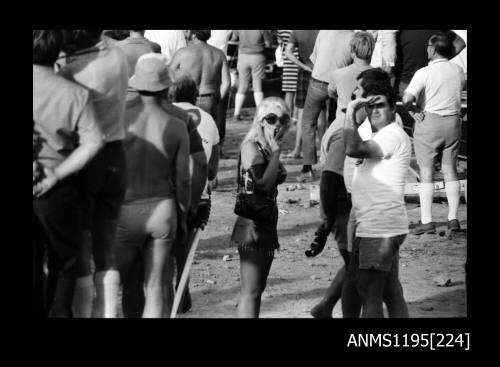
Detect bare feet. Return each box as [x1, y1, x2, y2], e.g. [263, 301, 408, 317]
[310, 303, 332, 319]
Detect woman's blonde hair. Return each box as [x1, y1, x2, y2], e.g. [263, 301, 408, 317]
[241, 97, 291, 151]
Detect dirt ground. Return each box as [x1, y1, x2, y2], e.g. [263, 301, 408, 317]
[176, 107, 468, 318]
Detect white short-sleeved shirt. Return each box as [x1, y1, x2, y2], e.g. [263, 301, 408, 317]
[343, 114, 403, 192]
[405, 58, 465, 116]
[174, 102, 220, 198]
[351, 122, 411, 238]
[145, 30, 187, 63]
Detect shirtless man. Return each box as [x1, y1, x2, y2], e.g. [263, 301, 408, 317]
[115, 55, 191, 318]
[120, 53, 207, 317]
[169, 30, 230, 121]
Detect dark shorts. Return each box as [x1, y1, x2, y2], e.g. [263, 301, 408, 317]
[413, 112, 462, 169]
[331, 207, 350, 251]
[319, 171, 352, 251]
[33, 178, 81, 279]
[77, 141, 127, 230]
[352, 235, 406, 272]
[215, 93, 229, 143]
[116, 198, 177, 250]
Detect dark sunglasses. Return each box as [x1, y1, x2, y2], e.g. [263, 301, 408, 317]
[263, 113, 289, 125]
[366, 102, 389, 110]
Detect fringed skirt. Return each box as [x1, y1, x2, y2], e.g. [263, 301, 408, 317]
[230, 205, 279, 257]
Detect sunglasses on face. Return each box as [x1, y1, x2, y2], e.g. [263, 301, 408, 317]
[263, 113, 289, 125]
[366, 102, 389, 110]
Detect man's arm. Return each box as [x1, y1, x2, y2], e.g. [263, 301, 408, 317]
[219, 52, 230, 100]
[451, 31, 466, 58]
[175, 125, 192, 218]
[401, 68, 424, 111]
[309, 31, 321, 66]
[262, 30, 273, 48]
[343, 98, 384, 159]
[33, 101, 104, 197]
[379, 30, 397, 85]
[229, 30, 239, 42]
[208, 144, 220, 181]
[190, 150, 208, 212]
[168, 47, 184, 71]
[284, 41, 312, 72]
[379, 30, 397, 69]
[327, 71, 339, 99]
[402, 91, 416, 109]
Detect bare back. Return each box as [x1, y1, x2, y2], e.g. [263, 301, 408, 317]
[171, 43, 225, 95]
[124, 99, 189, 201]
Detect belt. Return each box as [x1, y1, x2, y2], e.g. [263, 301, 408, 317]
[311, 77, 329, 86]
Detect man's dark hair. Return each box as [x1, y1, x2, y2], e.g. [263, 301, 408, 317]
[168, 74, 198, 104]
[138, 89, 167, 97]
[190, 30, 211, 42]
[33, 30, 64, 66]
[357, 68, 397, 108]
[63, 30, 104, 52]
[357, 68, 390, 87]
[102, 30, 128, 40]
[429, 33, 454, 59]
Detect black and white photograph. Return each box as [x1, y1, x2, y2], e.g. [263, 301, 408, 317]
[32, 29, 468, 324]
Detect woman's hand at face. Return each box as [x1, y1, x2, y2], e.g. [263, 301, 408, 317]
[269, 123, 290, 152]
[268, 134, 281, 153]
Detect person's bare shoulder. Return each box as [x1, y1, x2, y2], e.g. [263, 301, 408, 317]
[171, 46, 190, 64]
[162, 112, 189, 142]
[212, 45, 226, 60]
[241, 141, 265, 168]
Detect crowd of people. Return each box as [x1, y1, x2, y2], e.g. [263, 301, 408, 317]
[33, 29, 466, 318]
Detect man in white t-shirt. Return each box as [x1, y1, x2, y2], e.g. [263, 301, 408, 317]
[171, 74, 221, 197]
[402, 33, 465, 235]
[144, 30, 187, 63]
[343, 77, 411, 318]
[167, 73, 220, 312]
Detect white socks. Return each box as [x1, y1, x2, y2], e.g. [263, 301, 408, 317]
[73, 275, 94, 318]
[419, 183, 434, 224]
[234, 93, 245, 117]
[92, 270, 120, 318]
[253, 92, 264, 108]
[445, 180, 460, 221]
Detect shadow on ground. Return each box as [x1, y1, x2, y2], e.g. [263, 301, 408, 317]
[407, 288, 466, 318]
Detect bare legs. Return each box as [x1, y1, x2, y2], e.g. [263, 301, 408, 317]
[289, 108, 303, 157]
[237, 250, 274, 318]
[142, 238, 172, 318]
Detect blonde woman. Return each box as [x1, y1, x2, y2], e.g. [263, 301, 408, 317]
[231, 97, 290, 318]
